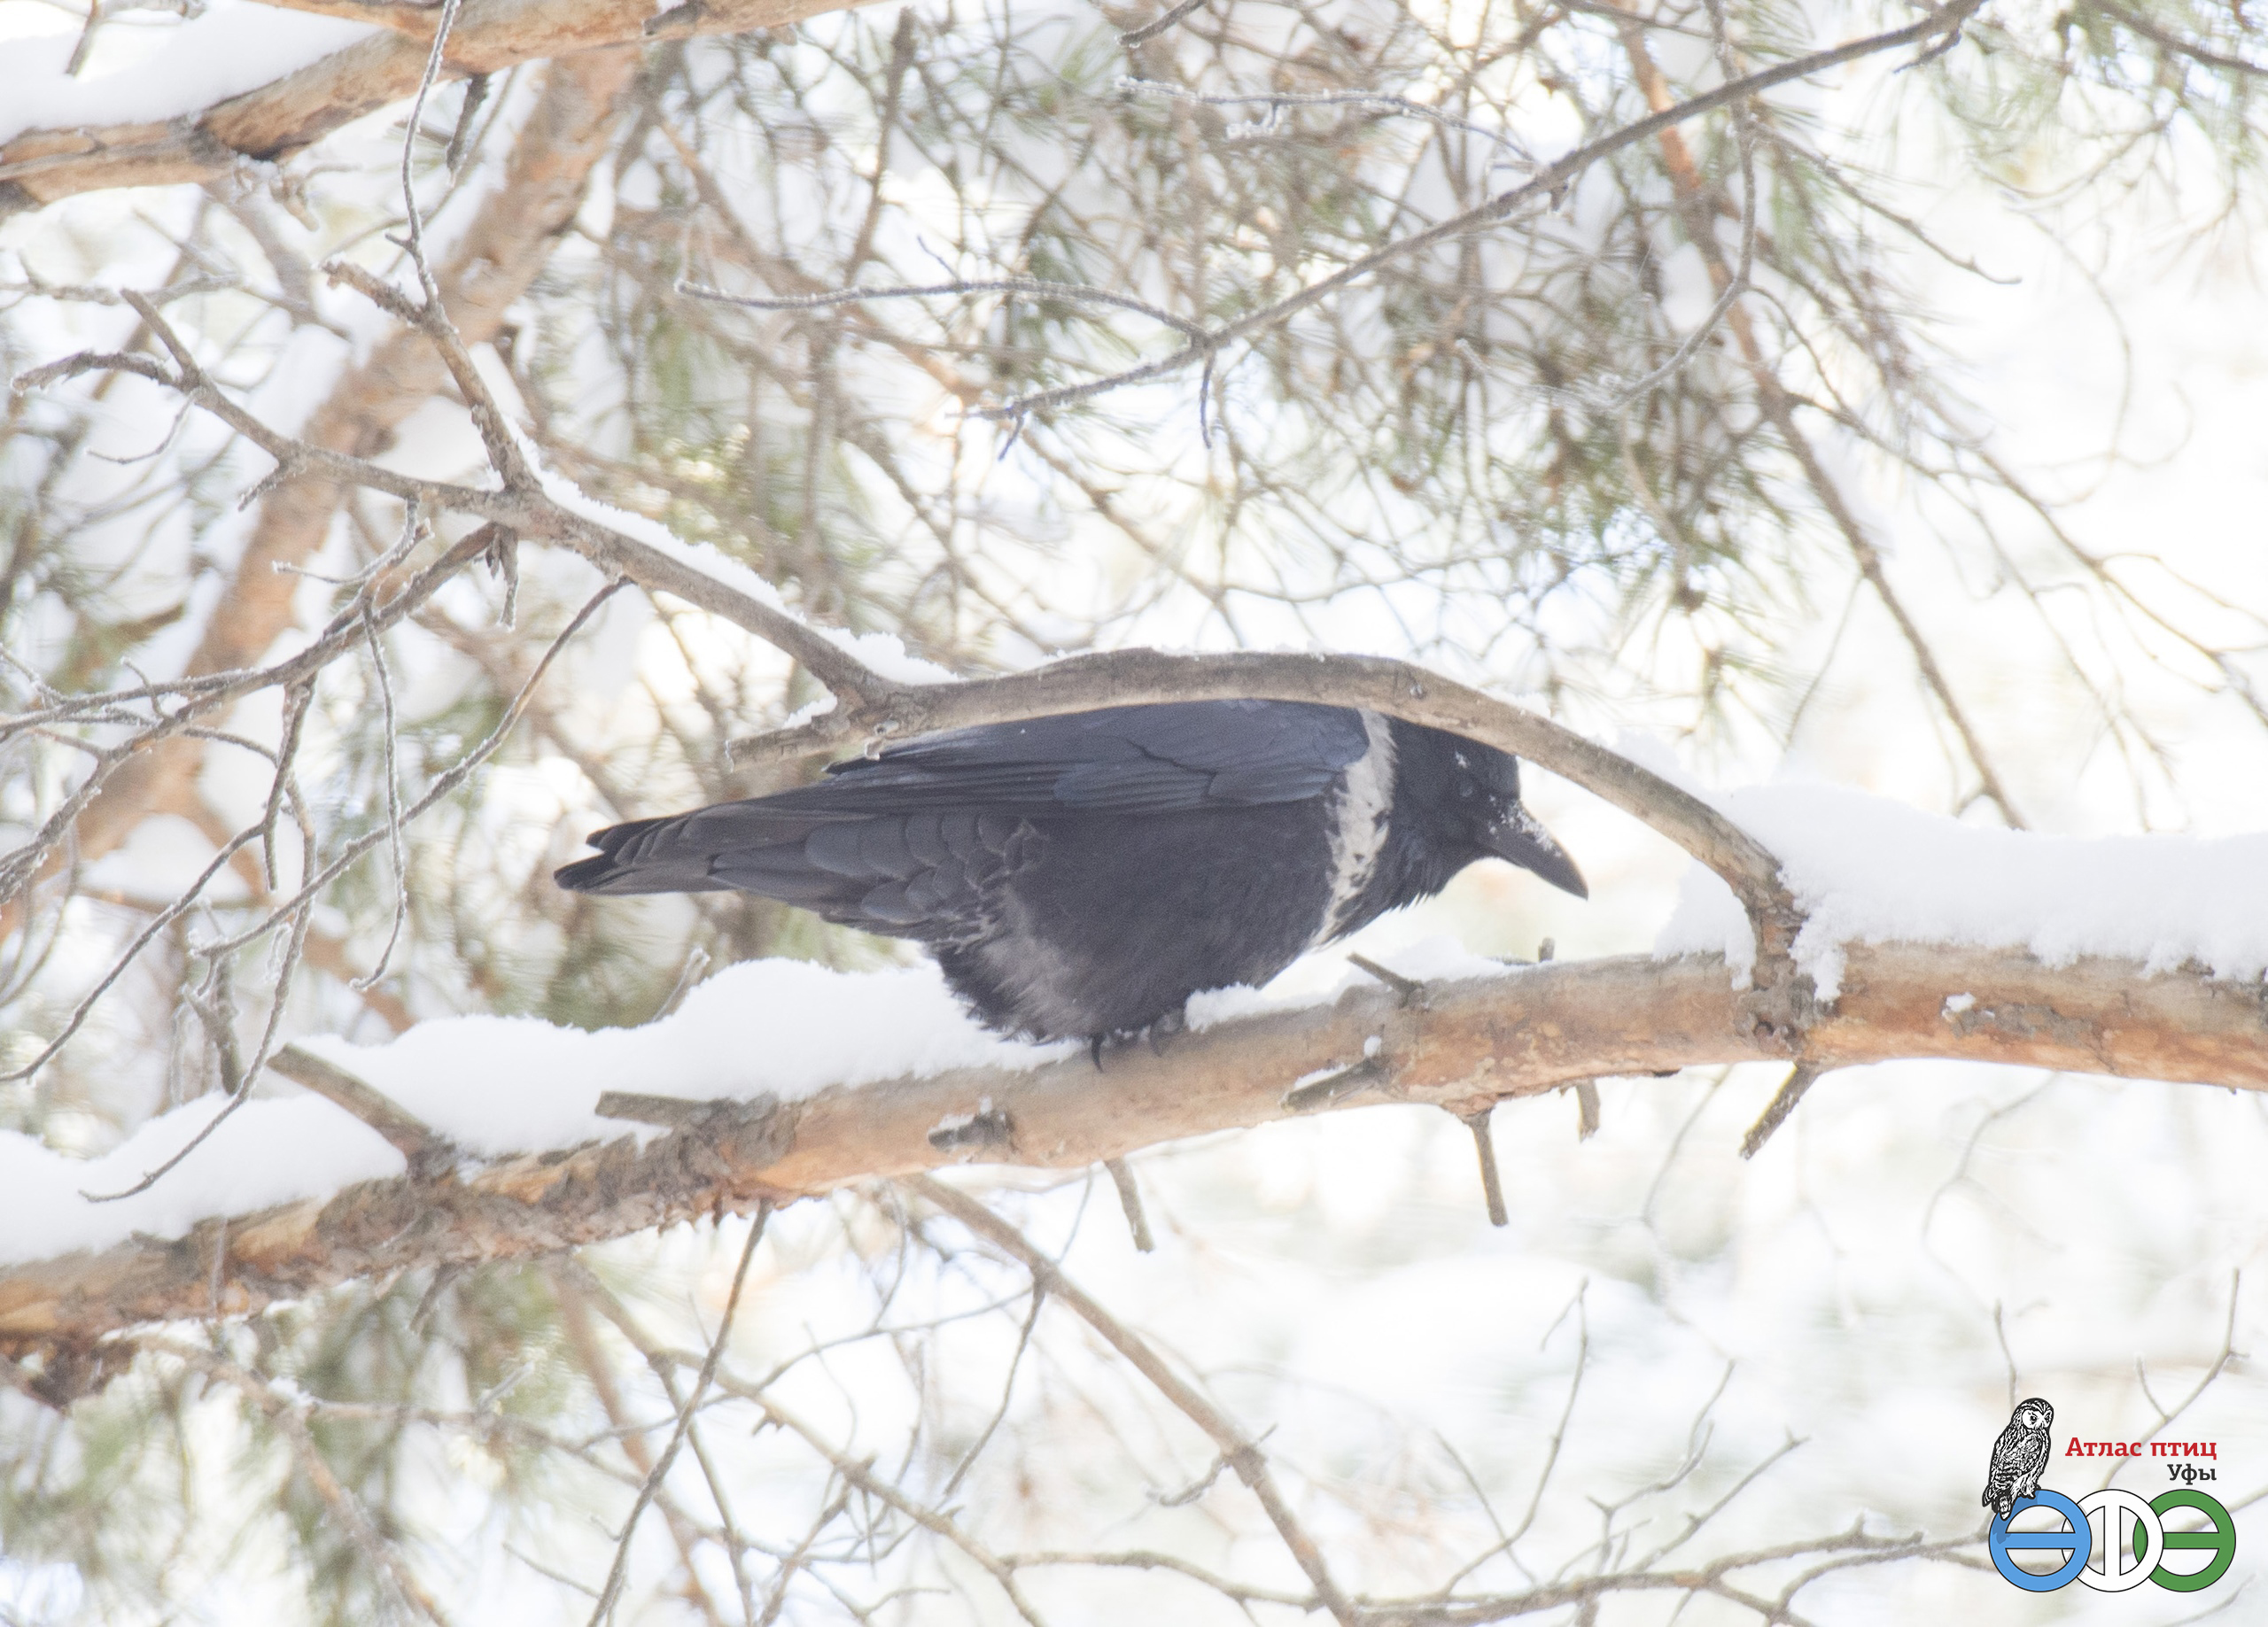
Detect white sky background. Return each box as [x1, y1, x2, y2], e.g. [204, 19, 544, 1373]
[3, 3, 2268, 1618]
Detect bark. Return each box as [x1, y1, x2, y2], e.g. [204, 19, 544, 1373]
[0, 0, 873, 218]
[0, 49, 639, 949]
[4, 942, 2261, 1356]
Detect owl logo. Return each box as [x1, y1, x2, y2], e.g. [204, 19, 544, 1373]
[1982, 1397, 2055, 1522]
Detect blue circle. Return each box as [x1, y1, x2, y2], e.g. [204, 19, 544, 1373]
[1991, 1491, 2093, 1591]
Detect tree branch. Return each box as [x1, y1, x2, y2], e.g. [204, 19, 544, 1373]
[268, 1042, 450, 1167]
[0, 0, 883, 218]
[3, 942, 2260, 1356]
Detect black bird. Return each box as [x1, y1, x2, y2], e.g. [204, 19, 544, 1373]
[555, 701, 1587, 1045]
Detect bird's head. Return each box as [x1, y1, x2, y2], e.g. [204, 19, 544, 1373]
[2014, 1398, 2054, 1432]
[1400, 726, 1588, 900]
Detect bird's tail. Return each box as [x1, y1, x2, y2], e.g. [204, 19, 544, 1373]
[556, 803, 846, 899]
[559, 807, 823, 895]
[555, 816, 702, 895]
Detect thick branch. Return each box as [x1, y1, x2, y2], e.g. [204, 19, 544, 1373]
[3, 943, 2260, 1352]
[0, 0, 879, 217]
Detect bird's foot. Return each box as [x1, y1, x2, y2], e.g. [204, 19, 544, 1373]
[1087, 1011, 1189, 1071]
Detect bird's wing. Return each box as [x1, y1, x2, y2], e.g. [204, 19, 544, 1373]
[554, 703, 1371, 935]
[782, 701, 1371, 816]
[557, 802, 1033, 941]
[707, 809, 1029, 935]
[2017, 1430, 2050, 1478]
[1983, 1424, 2020, 1501]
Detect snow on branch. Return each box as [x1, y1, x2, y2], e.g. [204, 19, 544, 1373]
[4, 926, 2265, 1357]
[0, 0, 876, 218]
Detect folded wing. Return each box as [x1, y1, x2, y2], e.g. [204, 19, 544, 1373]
[554, 701, 1368, 941]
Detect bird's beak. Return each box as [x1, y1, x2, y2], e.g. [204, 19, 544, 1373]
[1487, 805, 1588, 899]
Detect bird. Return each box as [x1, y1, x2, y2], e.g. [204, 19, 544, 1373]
[1982, 1397, 2055, 1521]
[555, 700, 1587, 1049]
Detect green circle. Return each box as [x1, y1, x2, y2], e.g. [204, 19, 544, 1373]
[2144, 1490, 2236, 1593]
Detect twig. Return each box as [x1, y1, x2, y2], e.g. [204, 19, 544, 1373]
[1739, 1062, 1824, 1158]
[397, 0, 466, 303]
[1573, 1080, 1602, 1140]
[1348, 951, 1425, 1004]
[907, 1174, 1357, 1625]
[586, 1203, 772, 1626]
[1439, 1284, 1589, 1591]
[1460, 1106, 1511, 1227]
[1282, 1055, 1386, 1113]
[1117, 0, 1208, 46]
[446, 73, 492, 173]
[655, 946, 713, 1019]
[1102, 1158, 1154, 1251]
[356, 606, 412, 989]
[2109, 1270, 2246, 1488]
[268, 1042, 449, 1167]
[941, 1282, 1048, 1495]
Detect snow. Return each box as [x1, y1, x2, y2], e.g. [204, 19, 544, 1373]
[307, 956, 1067, 1146]
[1654, 780, 2268, 999]
[1185, 934, 1513, 1029]
[0, 4, 376, 148]
[0, 957, 1067, 1267]
[0, 935, 1521, 1267]
[0, 1095, 402, 1268]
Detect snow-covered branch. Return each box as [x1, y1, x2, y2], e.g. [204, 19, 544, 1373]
[0, 0, 876, 219]
[4, 940, 2262, 1361]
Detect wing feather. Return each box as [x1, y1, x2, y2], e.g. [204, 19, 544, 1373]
[787, 701, 1371, 816]
[555, 701, 1370, 941]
